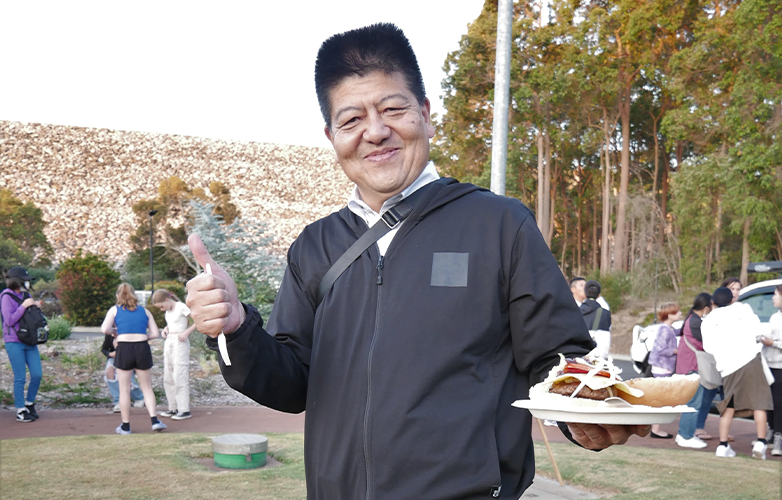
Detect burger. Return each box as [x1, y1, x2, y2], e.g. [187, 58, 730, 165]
[530, 354, 700, 408]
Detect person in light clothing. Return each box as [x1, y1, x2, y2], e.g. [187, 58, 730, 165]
[152, 289, 196, 420]
[648, 302, 682, 439]
[758, 284, 782, 456]
[702, 287, 773, 459]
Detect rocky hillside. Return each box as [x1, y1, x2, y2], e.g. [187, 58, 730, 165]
[0, 121, 354, 262]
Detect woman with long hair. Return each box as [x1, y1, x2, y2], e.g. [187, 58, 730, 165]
[703, 287, 773, 459]
[1, 266, 43, 423]
[101, 283, 165, 434]
[758, 284, 782, 456]
[674, 292, 715, 448]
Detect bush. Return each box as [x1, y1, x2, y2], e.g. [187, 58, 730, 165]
[32, 279, 62, 317]
[586, 270, 632, 311]
[56, 250, 121, 326]
[47, 316, 72, 340]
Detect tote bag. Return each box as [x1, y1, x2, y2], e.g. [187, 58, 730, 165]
[682, 334, 722, 390]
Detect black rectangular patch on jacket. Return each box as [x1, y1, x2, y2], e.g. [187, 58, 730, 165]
[431, 252, 469, 287]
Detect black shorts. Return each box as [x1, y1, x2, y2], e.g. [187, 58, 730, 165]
[114, 340, 153, 371]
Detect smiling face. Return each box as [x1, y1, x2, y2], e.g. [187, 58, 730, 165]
[727, 281, 741, 303]
[324, 71, 434, 212]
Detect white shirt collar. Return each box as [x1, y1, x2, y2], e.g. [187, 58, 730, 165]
[347, 161, 440, 221]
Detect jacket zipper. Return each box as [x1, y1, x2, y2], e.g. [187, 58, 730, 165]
[364, 255, 384, 500]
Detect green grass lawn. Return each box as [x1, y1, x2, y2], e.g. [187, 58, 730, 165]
[1, 433, 779, 499]
[533, 442, 781, 499]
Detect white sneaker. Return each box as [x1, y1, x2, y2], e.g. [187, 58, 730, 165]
[772, 433, 782, 457]
[675, 434, 707, 449]
[752, 441, 767, 460]
[171, 411, 192, 420]
[112, 404, 121, 413]
[151, 420, 167, 432]
[132, 399, 145, 408]
[715, 444, 736, 458]
[115, 425, 131, 435]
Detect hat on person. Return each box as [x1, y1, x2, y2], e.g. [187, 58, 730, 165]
[6, 266, 34, 281]
[585, 280, 601, 300]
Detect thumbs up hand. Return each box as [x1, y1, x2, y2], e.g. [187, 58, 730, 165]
[186, 234, 246, 337]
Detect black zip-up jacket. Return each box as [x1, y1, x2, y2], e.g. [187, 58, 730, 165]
[218, 179, 595, 499]
[580, 299, 612, 331]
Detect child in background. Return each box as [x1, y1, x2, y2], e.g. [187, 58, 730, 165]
[152, 289, 196, 420]
[101, 330, 146, 412]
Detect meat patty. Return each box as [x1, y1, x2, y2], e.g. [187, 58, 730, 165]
[549, 380, 615, 400]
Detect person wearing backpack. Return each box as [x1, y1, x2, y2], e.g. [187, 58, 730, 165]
[1, 266, 43, 423]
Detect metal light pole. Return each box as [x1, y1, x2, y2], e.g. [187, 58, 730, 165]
[149, 209, 158, 294]
[490, 0, 514, 196]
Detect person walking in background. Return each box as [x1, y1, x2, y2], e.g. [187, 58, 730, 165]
[1, 266, 42, 423]
[100, 331, 145, 413]
[702, 287, 773, 459]
[101, 283, 166, 435]
[570, 277, 586, 307]
[758, 284, 782, 456]
[675, 293, 715, 448]
[648, 302, 682, 439]
[579, 280, 611, 359]
[152, 289, 196, 421]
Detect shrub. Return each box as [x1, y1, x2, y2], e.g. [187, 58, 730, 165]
[586, 270, 632, 311]
[56, 250, 121, 326]
[47, 316, 72, 340]
[33, 279, 62, 317]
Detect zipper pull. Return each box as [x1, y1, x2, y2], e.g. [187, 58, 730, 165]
[376, 256, 384, 285]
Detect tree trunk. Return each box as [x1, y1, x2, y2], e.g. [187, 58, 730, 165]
[592, 196, 598, 270]
[629, 216, 635, 272]
[660, 151, 670, 244]
[536, 130, 545, 235]
[561, 205, 568, 271]
[651, 120, 660, 258]
[740, 217, 751, 285]
[614, 85, 631, 271]
[577, 197, 583, 276]
[543, 132, 554, 248]
[601, 110, 612, 271]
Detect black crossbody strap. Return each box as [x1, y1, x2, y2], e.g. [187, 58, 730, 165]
[315, 180, 441, 307]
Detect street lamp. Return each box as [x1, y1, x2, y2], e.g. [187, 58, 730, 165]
[149, 210, 158, 295]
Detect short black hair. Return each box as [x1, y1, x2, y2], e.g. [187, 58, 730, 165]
[585, 280, 601, 299]
[569, 277, 586, 288]
[314, 23, 426, 127]
[712, 287, 733, 307]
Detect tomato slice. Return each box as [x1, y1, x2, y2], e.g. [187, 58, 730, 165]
[563, 363, 611, 378]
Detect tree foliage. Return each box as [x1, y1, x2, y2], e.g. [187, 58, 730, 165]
[433, 0, 782, 295]
[56, 250, 121, 326]
[0, 189, 52, 273]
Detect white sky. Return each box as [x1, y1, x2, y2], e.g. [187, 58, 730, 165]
[0, 1, 484, 149]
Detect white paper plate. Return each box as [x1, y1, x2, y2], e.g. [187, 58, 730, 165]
[512, 399, 696, 425]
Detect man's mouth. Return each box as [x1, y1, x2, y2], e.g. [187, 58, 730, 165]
[364, 148, 399, 162]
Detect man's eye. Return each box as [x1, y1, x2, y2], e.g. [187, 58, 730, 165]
[340, 117, 360, 129]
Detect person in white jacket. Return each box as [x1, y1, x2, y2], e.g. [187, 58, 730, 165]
[758, 284, 782, 455]
[702, 287, 773, 459]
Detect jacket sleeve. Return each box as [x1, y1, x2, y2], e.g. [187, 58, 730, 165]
[100, 334, 114, 358]
[1, 293, 25, 331]
[218, 259, 313, 414]
[507, 215, 595, 385]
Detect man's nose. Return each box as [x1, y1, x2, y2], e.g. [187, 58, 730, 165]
[363, 112, 391, 143]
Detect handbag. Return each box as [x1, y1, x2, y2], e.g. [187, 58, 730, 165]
[682, 334, 721, 390]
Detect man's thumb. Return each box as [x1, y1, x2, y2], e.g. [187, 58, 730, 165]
[188, 234, 218, 273]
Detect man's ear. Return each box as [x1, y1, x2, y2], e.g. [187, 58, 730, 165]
[324, 124, 333, 144]
[422, 98, 435, 139]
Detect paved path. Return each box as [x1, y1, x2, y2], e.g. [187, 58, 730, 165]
[1, 406, 775, 499]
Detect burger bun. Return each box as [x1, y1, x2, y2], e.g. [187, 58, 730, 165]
[618, 374, 700, 407]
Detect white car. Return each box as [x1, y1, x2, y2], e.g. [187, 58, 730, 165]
[630, 277, 782, 375]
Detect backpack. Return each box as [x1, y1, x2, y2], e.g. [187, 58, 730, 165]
[0, 290, 49, 346]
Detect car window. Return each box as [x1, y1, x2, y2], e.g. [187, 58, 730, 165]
[740, 292, 775, 322]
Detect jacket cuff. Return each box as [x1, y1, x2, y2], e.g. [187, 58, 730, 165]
[204, 303, 262, 352]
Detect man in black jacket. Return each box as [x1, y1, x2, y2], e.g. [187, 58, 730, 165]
[580, 280, 612, 358]
[186, 23, 649, 499]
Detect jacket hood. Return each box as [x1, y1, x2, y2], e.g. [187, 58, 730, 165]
[580, 299, 602, 314]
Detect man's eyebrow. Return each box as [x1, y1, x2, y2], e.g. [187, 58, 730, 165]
[333, 94, 413, 125]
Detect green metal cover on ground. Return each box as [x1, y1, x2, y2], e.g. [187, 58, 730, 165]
[213, 451, 267, 469]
